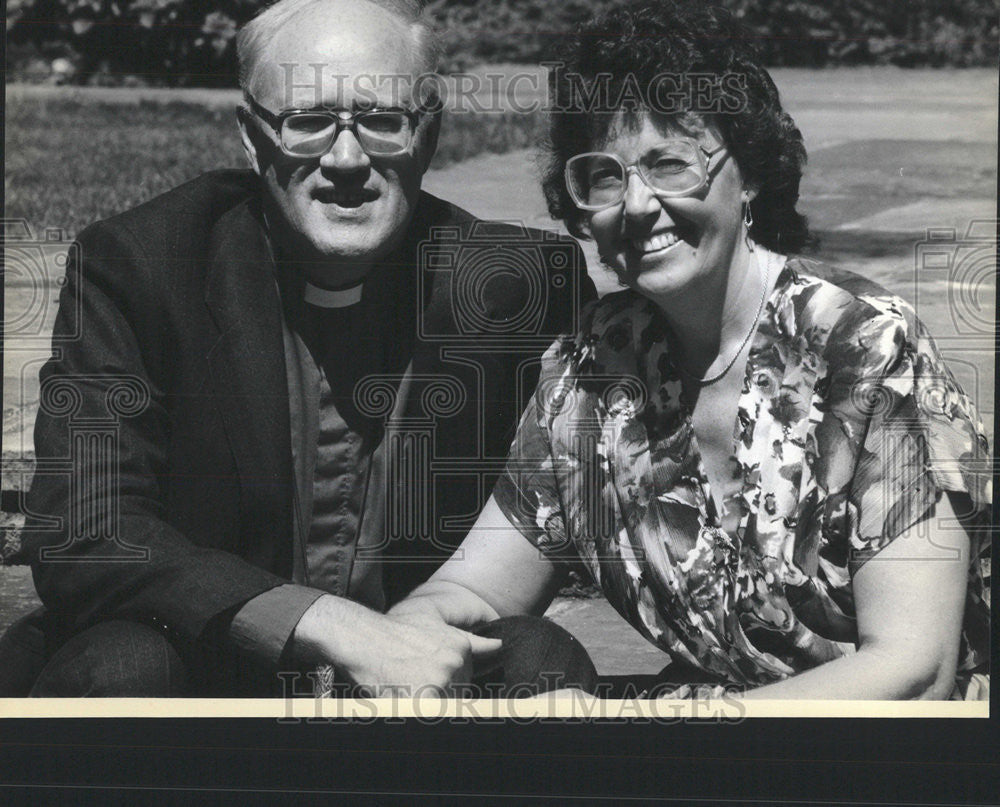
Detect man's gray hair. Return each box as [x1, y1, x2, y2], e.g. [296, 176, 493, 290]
[236, 0, 440, 98]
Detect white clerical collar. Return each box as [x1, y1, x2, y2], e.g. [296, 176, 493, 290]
[303, 281, 364, 309]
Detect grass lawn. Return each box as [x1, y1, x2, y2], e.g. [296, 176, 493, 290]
[6, 101, 245, 238]
[4, 96, 543, 237]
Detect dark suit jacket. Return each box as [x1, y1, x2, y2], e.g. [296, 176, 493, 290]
[18, 169, 595, 658]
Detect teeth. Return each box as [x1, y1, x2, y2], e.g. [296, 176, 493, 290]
[634, 231, 678, 252]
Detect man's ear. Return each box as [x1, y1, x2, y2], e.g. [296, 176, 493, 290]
[236, 105, 262, 175]
[416, 110, 442, 175]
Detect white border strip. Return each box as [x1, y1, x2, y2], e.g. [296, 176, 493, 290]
[0, 697, 988, 720]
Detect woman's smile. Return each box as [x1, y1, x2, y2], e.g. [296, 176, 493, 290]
[631, 228, 682, 255]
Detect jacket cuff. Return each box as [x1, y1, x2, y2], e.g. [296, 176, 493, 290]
[229, 584, 326, 669]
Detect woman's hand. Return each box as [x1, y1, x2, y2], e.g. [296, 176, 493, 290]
[388, 580, 502, 631]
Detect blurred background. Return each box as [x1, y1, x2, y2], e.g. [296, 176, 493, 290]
[7, 0, 999, 84]
[3, 0, 997, 675]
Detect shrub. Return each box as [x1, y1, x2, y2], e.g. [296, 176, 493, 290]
[7, 0, 1000, 85]
[8, 0, 254, 86]
[426, 0, 999, 69]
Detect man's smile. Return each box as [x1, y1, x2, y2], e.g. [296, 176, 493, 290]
[312, 186, 380, 208]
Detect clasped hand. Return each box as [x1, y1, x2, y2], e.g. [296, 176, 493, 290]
[291, 594, 502, 697]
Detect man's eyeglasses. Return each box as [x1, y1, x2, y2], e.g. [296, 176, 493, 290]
[244, 94, 421, 157]
[565, 138, 728, 211]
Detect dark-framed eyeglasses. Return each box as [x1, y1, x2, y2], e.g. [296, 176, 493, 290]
[565, 138, 728, 211]
[243, 94, 421, 157]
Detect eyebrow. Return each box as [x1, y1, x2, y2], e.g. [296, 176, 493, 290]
[285, 101, 407, 113]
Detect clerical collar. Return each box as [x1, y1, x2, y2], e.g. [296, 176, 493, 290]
[303, 281, 364, 309]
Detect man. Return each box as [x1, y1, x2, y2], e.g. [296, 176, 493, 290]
[6, 0, 595, 696]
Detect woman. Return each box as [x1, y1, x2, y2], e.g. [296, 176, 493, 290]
[393, 0, 991, 699]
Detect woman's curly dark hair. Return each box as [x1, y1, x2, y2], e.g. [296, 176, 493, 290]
[541, 0, 811, 254]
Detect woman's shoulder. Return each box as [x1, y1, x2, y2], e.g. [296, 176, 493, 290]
[779, 256, 988, 452]
[581, 288, 658, 332]
[784, 255, 915, 319]
[776, 255, 925, 372]
[541, 288, 659, 366]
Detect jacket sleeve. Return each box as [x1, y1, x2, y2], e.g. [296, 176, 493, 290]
[19, 220, 291, 656]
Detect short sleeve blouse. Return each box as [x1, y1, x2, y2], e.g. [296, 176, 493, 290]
[493, 257, 991, 690]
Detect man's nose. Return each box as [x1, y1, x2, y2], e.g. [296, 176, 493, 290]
[318, 126, 371, 172]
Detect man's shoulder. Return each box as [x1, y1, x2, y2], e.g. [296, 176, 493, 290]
[413, 192, 595, 336]
[417, 192, 582, 249]
[79, 169, 260, 253]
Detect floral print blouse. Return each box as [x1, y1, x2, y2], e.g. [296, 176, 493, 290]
[494, 255, 991, 694]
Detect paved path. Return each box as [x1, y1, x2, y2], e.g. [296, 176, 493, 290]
[545, 598, 670, 675]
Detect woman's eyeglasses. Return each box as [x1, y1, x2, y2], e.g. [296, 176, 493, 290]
[565, 138, 728, 211]
[244, 94, 421, 157]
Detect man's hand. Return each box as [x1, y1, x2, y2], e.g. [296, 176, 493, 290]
[290, 594, 502, 696]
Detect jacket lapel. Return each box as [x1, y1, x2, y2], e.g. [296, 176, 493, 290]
[203, 200, 293, 535]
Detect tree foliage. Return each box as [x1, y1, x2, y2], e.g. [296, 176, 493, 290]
[8, 0, 999, 85]
[8, 0, 257, 85]
[428, 0, 1000, 69]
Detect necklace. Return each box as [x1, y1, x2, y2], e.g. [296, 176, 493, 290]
[675, 247, 771, 387]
